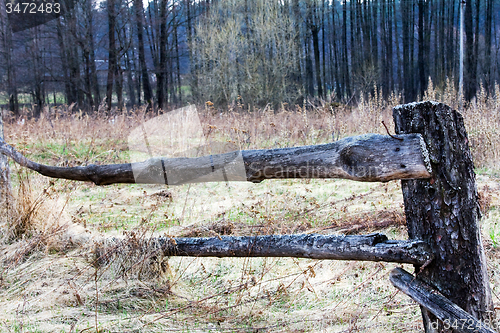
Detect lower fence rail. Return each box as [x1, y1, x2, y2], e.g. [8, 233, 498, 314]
[97, 233, 433, 265]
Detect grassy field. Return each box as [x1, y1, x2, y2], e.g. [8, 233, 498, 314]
[0, 88, 499, 332]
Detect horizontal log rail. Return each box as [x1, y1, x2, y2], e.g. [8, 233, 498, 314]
[0, 133, 431, 185]
[101, 233, 434, 265]
[390, 267, 496, 333]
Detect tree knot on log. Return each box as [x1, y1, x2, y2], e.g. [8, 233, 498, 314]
[85, 164, 101, 185]
[364, 232, 389, 245]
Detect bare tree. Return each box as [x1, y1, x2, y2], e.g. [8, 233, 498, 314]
[81, 0, 101, 111]
[193, 0, 300, 108]
[134, 0, 153, 109]
[0, 2, 19, 113]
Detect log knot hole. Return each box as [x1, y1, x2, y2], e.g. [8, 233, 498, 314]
[339, 145, 374, 177]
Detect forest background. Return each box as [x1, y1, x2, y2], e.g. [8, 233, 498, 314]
[0, 0, 499, 114]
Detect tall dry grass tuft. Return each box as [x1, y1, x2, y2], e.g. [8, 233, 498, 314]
[0, 168, 89, 268]
[9, 169, 44, 239]
[92, 229, 172, 282]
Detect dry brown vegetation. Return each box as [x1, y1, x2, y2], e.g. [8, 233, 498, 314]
[0, 86, 499, 332]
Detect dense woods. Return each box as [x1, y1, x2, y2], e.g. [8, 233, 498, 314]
[0, 0, 499, 113]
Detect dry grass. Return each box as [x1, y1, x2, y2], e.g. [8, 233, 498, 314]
[0, 86, 499, 332]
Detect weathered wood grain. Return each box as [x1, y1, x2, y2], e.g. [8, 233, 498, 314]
[101, 233, 434, 265]
[243, 133, 431, 183]
[0, 133, 431, 185]
[390, 267, 497, 333]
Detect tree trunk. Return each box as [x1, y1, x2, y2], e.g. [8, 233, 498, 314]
[446, 0, 456, 81]
[56, 18, 71, 105]
[331, 2, 341, 96]
[125, 52, 136, 107]
[115, 57, 124, 112]
[393, 0, 402, 92]
[174, 15, 182, 105]
[83, 48, 93, 110]
[31, 28, 44, 117]
[0, 4, 19, 114]
[409, 2, 416, 100]
[292, 0, 304, 98]
[106, 0, 117, 112]
[67, 10, 82, 108]
[135, 0, 152, 109]
[186, 0, 198, 102]
[464, 0, 476, 101]
[157, 0, 168, 111]
[307, 0, 322, 98]
[342, 0, 350, 99]
[387, 0, 394, 94]
[473, 0, 479, 91]
[393, 101, 494, 333]
[370, 0, 378, 78]
[311, 23, 323, 98]
[321, 0, 327, 98]
[86, 0, 100, 111]
[484, 0, 493, 87]
[436, 0, 445, 85]
[402, 0, 412, 102]
[418, 0, 427, 97]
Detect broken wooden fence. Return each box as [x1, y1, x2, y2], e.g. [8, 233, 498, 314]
[0, 101, 496, 333]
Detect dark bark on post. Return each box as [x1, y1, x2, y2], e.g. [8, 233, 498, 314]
[101, 233, 433, 265]
[393, 101, 494, 333]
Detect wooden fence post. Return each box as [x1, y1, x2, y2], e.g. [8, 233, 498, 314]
[393, 101, 495, 332]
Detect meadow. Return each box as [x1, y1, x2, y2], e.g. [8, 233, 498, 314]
[0, 84, 499, 332]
